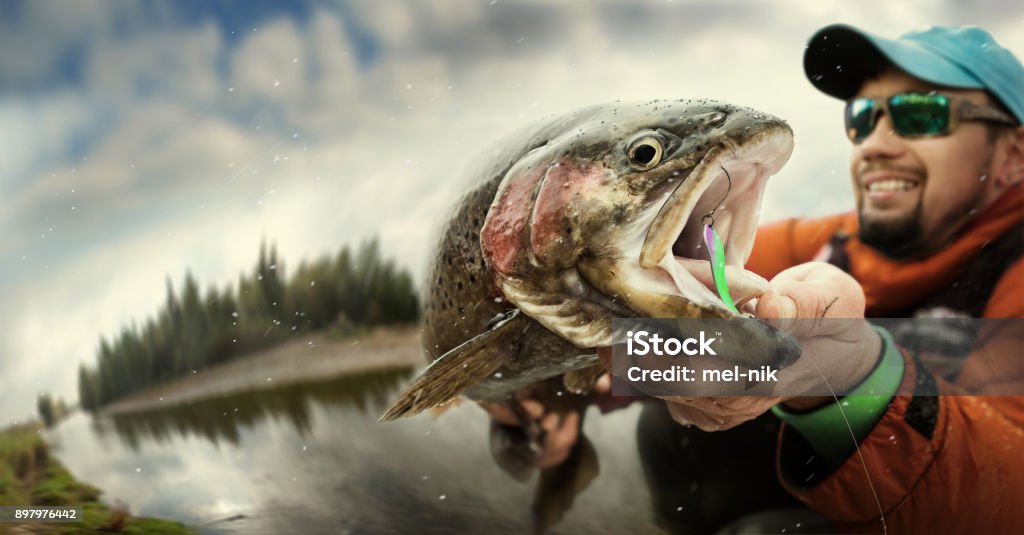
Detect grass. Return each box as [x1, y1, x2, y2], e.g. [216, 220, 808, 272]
[0, 422, 194, 534]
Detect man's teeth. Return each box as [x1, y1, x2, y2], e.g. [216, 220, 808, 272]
[867, 179, 918, 192]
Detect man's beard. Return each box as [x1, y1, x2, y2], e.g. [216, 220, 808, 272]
[858, 201, 925, 260]
[857, 183, 986, 260]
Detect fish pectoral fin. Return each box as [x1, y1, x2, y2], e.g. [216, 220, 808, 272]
[379, 309, 527, 422]
[501, 277, 613, 347]
[562, 364, 604, 395]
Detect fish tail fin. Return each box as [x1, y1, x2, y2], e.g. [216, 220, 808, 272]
[379, 310, 525, 422]
[531, 432, 599, 535]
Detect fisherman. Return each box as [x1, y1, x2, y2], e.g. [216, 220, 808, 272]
[485, 23, 1024, 533]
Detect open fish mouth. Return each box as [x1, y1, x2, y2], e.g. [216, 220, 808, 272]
[634, 130, 794, 314]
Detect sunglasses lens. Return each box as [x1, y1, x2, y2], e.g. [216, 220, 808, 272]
[845, 98, 877, 141]
[889, 93, 950, 136]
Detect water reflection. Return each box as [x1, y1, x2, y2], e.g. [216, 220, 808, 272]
[95, 368, 413, 450]
[46, 362, 833, 534]
[47, 367, 660, 534]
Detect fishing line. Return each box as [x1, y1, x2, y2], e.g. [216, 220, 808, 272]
[705, 166, 886, 531]
[800, 349, 888, 535]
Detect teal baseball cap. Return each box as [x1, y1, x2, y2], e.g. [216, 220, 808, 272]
[804, 24, 1024, 124]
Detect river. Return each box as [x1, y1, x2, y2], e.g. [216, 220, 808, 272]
[44, 369, 673, 534]
[43, 328, 813, 534]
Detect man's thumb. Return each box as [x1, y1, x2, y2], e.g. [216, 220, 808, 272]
[756, 289, 798, 319]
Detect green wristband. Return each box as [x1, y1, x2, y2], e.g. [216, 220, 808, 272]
[772, 326, 905, 467]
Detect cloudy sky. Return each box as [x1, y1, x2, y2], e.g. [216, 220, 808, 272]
[2, 0, 1022, 424]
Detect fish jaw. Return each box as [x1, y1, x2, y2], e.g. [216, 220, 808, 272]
[599, 125, 794, 318]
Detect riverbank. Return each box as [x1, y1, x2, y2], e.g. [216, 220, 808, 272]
[0, 325, 426, 533]
[103, 324, 424, 415]
[0, 422, 193, 534]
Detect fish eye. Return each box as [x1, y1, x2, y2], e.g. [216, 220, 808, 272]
[627, 136, 664, 170]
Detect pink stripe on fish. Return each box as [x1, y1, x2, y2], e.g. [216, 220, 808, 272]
[480, 163, 547, 276]
[529, 159, 604, 267]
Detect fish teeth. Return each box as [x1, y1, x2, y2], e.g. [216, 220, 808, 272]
[867, 179, 917, 192]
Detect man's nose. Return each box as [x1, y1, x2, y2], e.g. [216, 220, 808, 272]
[855, 112, 905, 159]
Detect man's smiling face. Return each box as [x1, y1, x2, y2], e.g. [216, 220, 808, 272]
[849, 68, 1008, 259]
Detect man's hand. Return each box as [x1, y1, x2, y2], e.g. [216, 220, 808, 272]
[657, 262, 882, 431]
[478, 371, 627, 470]
[480, 397, 584, 470]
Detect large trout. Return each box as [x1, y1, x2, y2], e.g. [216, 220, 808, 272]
[381, 99, 796, 422]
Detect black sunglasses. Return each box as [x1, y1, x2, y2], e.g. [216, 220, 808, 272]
[845, 91, 1018, 143]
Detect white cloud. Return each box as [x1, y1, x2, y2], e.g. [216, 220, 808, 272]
[231, 18, 308, 104]
[0, 91, 94, 194]
[84, 21, 224, 104]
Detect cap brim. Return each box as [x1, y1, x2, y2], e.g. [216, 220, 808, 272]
[804, 24, 984, 100]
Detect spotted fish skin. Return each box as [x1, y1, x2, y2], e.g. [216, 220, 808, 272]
[421, 157, 589, 401]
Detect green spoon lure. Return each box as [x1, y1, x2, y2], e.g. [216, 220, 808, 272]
[703, 222, 739, 314]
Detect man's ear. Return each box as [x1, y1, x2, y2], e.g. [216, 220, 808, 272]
[996, 126, 1024, 187]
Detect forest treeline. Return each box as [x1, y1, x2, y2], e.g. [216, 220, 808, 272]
[78, 239, 419, 411]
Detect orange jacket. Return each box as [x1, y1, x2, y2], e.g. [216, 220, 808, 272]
[747, 184, 1024, 533]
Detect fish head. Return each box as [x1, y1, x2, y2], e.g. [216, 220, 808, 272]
[481, 100, 794, 346]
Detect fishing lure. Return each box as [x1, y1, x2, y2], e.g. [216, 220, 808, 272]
[703, 219, 738, 314]
[704, 166, 739, 314]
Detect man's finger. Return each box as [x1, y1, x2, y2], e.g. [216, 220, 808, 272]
[550, 412, 580, 449]
[520, 400, 545, 420]
[540, 412, 560, 433]
[536, 411, 580, 469]
[755, 262, 865, 338]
